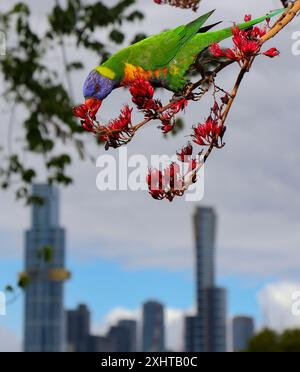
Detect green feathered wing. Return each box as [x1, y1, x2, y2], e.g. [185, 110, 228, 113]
[102, 8, 284, 92]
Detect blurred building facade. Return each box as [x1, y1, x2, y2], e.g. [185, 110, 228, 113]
[66, 304, 91, 352]
[24, 184, 68, 352]
[185, 207, 227, 352]
[117, 320, 137, 352]
[232, 316, 255, 352]
[184, 315, 197, 352]
[142, 300, 165, 352]
[66, 304, 137, 352]
[108, 320, 137, 352]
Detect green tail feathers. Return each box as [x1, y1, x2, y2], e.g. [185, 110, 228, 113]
[236, 8, 285, 31]
[204, 8, 285, 45]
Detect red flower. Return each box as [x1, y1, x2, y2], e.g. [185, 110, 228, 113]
[161, 124, 173, 134]
[73, 104, 88, 119]
[210, 43, 225, 58]
[129, 77, 155, 110]
[160, 113, 174, 134]
[171, 98, 188, 114]
[188, 158, 198, 183]
[263, 48, 280, 58]
[232, 26, 260, 57]
[188, 158, 197, 172]
[147, 168, 166, 200]
[225, 48, 238, 60]
[177, 143, 193, 163]
[241, 40, 260, 56]
[147, 168, 163, 189]
[159, 98, 188, 134]
[149, 189, 166, 200]
[82, 116, 95, 132]
[164, 162, 181, 187]
[108, 105, 132, 132]
[251, 26, 266, 38]
[88, 100, 102, 119]
[192, 117, 223, 146]
[147, 163, 186, 202]
[244, 14, 252, 22]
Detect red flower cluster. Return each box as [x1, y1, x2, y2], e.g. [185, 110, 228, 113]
[160, 98, 188, 134]
[176, 142, 193, 163]
[153, 0, 200, 11]
[73, 103, 99, 132]
[129, 77, 188, 135]
[210, 15, 279, 62]
[177, 143, 198, 184]
[147, 150, 200, 201]
[192, 116, 225, 146]
[129, 77, 159, 111]
[98, 105, 133, 149]
[73, 103, 133, 149]
[147, 164, 185, 201]
[192, 99, 226, 147]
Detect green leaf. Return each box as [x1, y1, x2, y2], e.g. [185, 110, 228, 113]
[4, 285, 14, 293]
[131, 33, 147, 44]
[18, 274, 31, 290]
[37, 245, 53, 263]
[109, 29, 125, 44]
[126, 11, 144, 22]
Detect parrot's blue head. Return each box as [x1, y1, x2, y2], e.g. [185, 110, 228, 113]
[83, 69, 115, 114]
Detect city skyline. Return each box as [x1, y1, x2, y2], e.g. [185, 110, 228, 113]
[0, 182, 289, 351]
[0, 181, 293, 351]
[22, 186, 255, 352]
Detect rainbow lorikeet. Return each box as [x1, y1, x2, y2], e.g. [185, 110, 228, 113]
[82, 9, 284, 115]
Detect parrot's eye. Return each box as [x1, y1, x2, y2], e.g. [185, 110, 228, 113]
[95, 84, 100, 92]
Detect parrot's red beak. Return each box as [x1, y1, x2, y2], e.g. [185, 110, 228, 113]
[85, 97, 102, 118]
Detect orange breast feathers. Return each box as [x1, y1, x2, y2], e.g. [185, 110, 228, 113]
[122, 63, 167, 85]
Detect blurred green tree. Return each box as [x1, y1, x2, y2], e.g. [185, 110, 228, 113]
[246, 328, 300, 352]
[0, 0, 145, 203]
[279, 329, 300, 352]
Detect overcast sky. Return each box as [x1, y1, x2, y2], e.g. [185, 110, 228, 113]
[0, 0, 300, 351]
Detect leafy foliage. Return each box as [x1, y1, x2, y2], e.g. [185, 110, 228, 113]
[0, 0, 144, 203]
[246, 329, 300, 352]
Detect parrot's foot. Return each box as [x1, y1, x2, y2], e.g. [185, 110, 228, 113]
[182, 82, 194, 98]
[171, 83, 195, 103]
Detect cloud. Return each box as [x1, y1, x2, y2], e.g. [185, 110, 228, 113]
[0, 326, 21, 352]
[92, 305, 190, 352]
[258, 281, 300, 331]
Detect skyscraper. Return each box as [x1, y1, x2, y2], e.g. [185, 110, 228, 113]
[24, 184, 69, 352]
[184, 315, 197, 352]
[66, 304, 91, 352]
[194, 207, 216, 290]
[232, 316, 255, 352]
[108, 320, 137, 352]
[142, 300, 165, 352]
[118, 320, 137, 352]
[185, 207, 227, 352]
[197, 287, 227, 352]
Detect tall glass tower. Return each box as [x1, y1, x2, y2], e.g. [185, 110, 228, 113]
[24, 184, 69, 352]
[185, 207, 227, 352]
